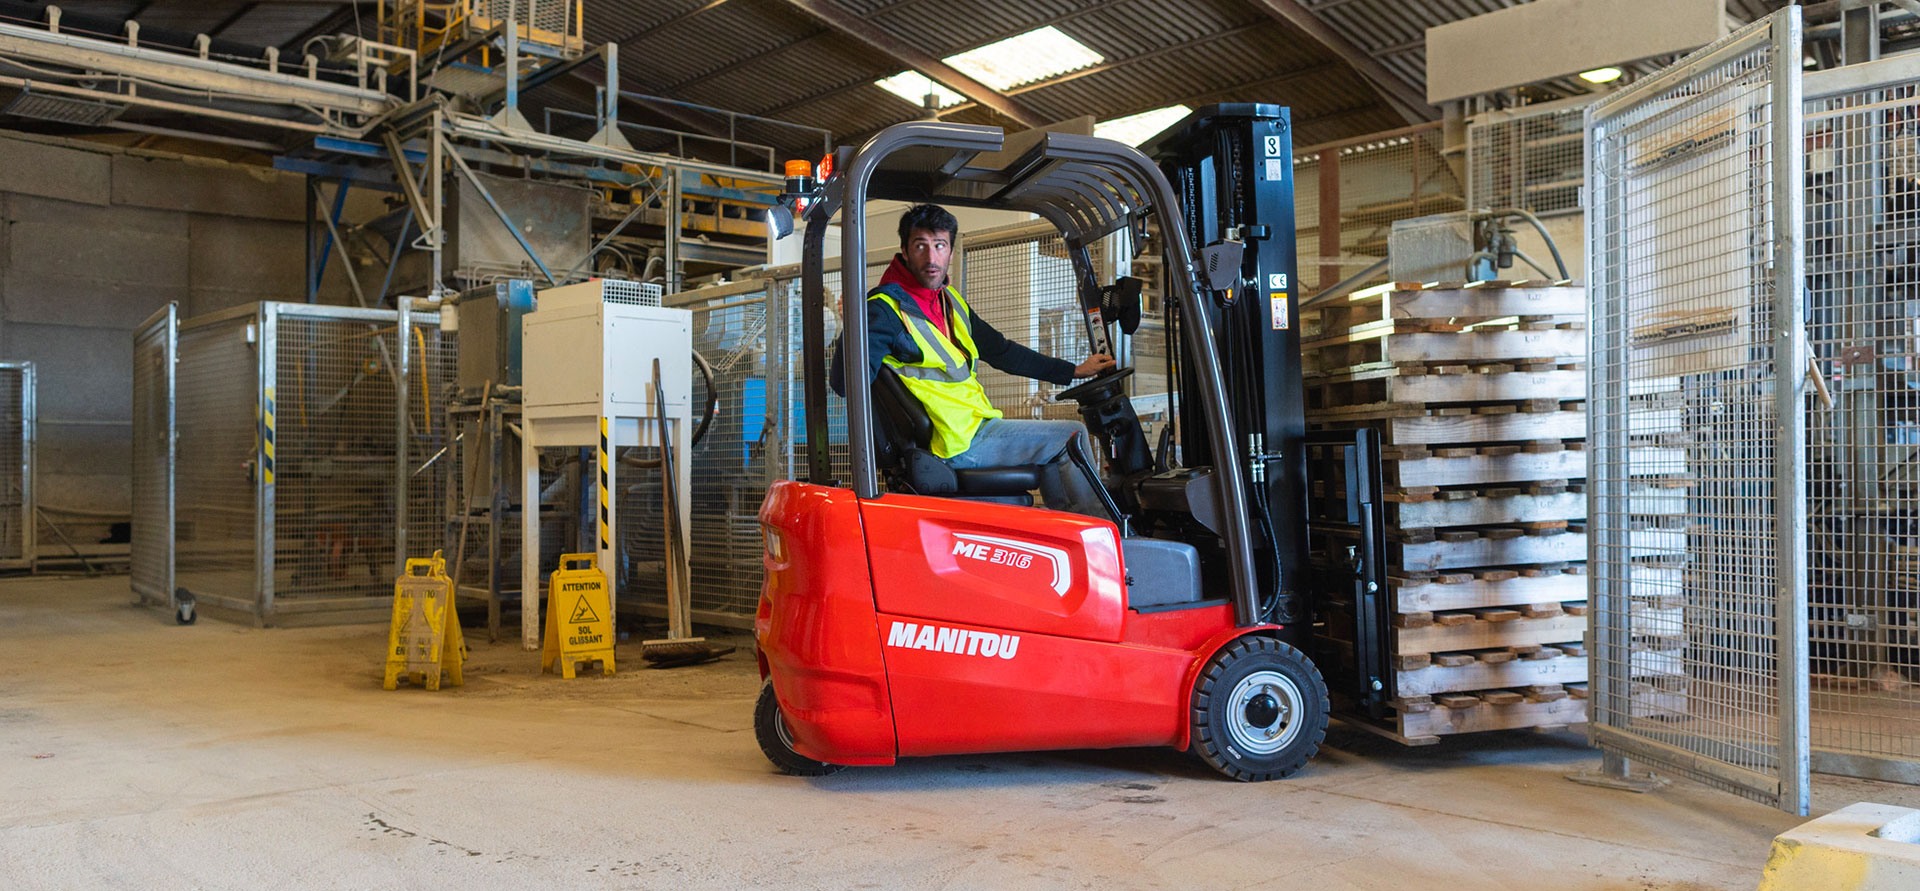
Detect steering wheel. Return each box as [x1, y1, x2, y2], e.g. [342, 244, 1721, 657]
[1054, 367, 1133, 404]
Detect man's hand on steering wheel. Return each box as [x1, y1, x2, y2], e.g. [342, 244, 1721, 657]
[1073, 354, 1117, 378]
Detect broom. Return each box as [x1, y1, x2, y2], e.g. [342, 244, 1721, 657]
[641, 357, 734, 668]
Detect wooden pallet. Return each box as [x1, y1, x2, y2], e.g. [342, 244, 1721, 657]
[1306, 280, 1611, 740]
[1303, 327, 1587, 376]
[1303, 281, 1587, 343]
[1393, 610, 1592, 655]
[1394, 650, 1589, 697]
[1347, 688, 1590, 745]
[1306, 367, 1585, 412]
[1393, 564, 1587, 612]
[1311, 404, 1593, 444]
[1391, 490, 1585, 528]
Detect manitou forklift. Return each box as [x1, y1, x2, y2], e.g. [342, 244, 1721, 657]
[753, 106, 1390, 781]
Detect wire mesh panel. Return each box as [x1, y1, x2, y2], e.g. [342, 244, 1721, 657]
[1293, 124, 1461, 296]
[1468, 100, 1591, 216]
[271, 308, 404, 608]
[0, 363, 31, 568]
[271, 304, 456, 615]
[1586, 9, 1808, 812]
[174, 312, 259, 617]
[131, 306, 175, 606]
[959, 232, 1092, 420]
[619, 285, 774, 626]
[406, 309, 457, 568]
[1802, 55, 1920, 781]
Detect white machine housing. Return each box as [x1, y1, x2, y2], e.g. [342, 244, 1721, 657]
[519, 278, 691, 649]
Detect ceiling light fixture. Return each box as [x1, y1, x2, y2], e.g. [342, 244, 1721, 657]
[1578, 66, 1624, 84]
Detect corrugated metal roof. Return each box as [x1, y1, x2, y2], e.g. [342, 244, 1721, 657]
[35, 0, 1805, 160]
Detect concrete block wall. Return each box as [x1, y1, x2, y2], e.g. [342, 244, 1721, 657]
[0, 132, 386, 551]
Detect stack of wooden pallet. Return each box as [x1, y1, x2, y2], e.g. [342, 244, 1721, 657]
[1303, 279, 1683, 744]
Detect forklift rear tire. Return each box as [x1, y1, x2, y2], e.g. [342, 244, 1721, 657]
[755, 682, 845, 777]
[1191, 636, 1328, 781]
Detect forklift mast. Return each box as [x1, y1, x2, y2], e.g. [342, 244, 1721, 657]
[1146, 105, 1391, 714]
[1145, 105, 1311, 632]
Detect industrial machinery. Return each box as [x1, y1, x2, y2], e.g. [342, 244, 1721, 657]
[519, 279, 693, 649]
[754, 109, 1353, 781]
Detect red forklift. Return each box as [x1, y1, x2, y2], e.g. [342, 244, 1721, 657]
[753, 107, 1391, 781]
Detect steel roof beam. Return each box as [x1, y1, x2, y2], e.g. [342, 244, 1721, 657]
[1243, 0, 1435, 124]
[774, 0, 1046, 128]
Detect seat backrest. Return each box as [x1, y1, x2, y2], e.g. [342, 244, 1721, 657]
[873, 364, 934, 454]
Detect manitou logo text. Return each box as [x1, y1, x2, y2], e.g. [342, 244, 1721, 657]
[886, 621, 1021, 660]
[948, 533, 1071, 595]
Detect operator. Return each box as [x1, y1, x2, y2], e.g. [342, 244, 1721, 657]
[830, 203, 1117, 517]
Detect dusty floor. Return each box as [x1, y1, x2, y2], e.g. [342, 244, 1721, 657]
[2, 574, 1914, 890]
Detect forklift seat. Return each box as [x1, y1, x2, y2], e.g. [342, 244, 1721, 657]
[872, 365, 1040, 499]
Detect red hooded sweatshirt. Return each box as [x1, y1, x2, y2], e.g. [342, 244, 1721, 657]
[880, 253, 951, 339]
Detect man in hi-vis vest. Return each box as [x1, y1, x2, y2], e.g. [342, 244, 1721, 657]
[830, 203, 1117, 516]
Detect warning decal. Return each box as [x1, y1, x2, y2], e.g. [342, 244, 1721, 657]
[569, 598, 600, 624]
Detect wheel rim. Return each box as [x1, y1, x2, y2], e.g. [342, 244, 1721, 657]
[1225, 669, 1304, 756]
[772, 705, 800, 753]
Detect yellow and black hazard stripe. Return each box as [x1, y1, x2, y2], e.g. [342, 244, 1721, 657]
[261, 387, 276, 485]
[597, 417, 610, 551]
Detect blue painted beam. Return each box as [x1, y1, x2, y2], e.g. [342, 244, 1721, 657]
[312, 135, 428, 164]
[272, 157, 402, 191]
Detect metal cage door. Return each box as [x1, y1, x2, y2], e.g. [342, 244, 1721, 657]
[131, 304, 177, 609]
[1585, 8, 1811, 814]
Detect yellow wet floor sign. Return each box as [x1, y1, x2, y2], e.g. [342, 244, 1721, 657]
[383, 550, 465, 691]
[543, 553, 615, 678]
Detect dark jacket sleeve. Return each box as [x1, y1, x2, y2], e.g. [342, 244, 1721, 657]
[969, 311, 1076, 385]
[829, 296, 917, 397]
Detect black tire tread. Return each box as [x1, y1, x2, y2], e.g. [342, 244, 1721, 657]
[755, 683, 846, 777]
[1190, 636, 1329, 782]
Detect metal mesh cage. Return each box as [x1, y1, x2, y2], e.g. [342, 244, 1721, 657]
[474, 0, 571, 37]
[131, 309, 173, 604]
[618, 284, 773, 625]
[273, 311, 403, 604]
[170, 303, 455, 623]
[959, 233, 1097, 421]
[0, 364, 32, 568]
[1468, 101, 1591, 217]
[1587, 13, 1805, 810]
[1293, 124, 1462, 295]
[1802, 61, 1920, 774]
[174, 313, 259, 616]
[0, 364, 30, 567]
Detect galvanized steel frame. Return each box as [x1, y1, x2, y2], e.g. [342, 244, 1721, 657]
[0, 360, 35, 572]
[130, 304, 176, 607]
[1584, 7, 1810, 814]
[1795, 51, 1920, 787]
[154, 300, 448, 624]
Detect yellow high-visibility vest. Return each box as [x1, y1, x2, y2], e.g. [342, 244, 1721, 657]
[869, 284, 1003, 459]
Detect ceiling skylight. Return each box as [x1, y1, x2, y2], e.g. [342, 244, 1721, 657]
[945, 26, 1103, 91]
[874, 71, 965, 109]
[1095, 105, 1192, 146]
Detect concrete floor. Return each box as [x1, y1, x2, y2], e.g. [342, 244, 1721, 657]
[3, 576, 1916, 890]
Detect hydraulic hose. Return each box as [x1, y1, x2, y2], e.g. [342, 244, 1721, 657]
[1488, 207, 1570, 280]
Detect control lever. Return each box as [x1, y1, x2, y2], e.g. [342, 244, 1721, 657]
[1154, 425, 1172, 473]
[1065, 432, 1129, 536]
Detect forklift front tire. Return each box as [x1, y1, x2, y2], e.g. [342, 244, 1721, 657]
[1191, 636, 1328, 781]
[755, 683, 845, 777]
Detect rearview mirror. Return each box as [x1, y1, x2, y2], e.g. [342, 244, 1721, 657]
[1099, 276, 1143, 334]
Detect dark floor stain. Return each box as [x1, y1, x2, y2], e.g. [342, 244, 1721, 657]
[364, 813, 485, 856]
